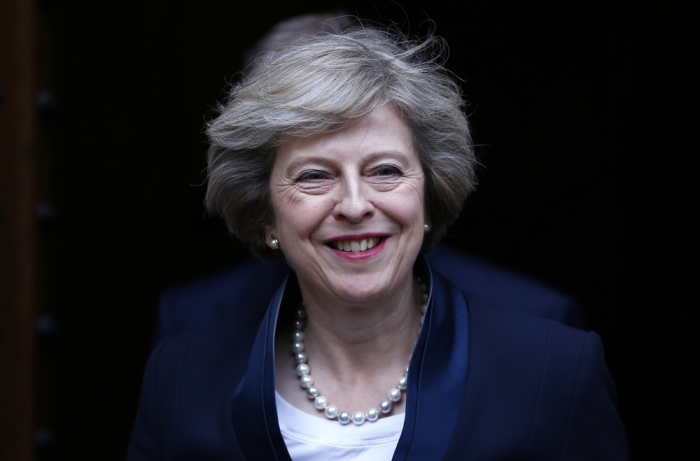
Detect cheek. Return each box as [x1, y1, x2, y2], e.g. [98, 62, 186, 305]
[383, 185, 425, 225]
[272, 192, 330, 241]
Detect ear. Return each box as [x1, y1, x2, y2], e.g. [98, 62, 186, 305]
[264, 223, 277, 246]
[264, 211, 280, 245]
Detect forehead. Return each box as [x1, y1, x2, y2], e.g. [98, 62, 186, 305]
[275, 105, 416, 165]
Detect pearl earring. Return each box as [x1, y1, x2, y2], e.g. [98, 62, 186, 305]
[424, 224, 430, 233]
[270, 238, 280, 250]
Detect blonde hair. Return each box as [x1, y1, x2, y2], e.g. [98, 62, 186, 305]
[206, 26, 477, 260]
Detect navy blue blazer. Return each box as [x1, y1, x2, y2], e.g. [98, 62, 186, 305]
[155, 244, 586, 344]
[128, 256, 626, 460]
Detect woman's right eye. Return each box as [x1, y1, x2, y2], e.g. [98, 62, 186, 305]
[295, 170, 330, 182]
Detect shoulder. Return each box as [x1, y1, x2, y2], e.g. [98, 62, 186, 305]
[458, 289, 594, 406]
[430, 269, 593, 406]
[151, 315, 260, 382]
[428, 244, 586, 329]
[139, 313, 264, 421]
[158, 258, 287, 310]
[444, 287, 627, 459]
[466, 291, 589, 362]
[155, 259, 288, 341]
[128, 318, 256, 460]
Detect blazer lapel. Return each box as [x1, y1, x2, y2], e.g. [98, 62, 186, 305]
[230, 273, 294, 461]
[393, 255, 471, 461]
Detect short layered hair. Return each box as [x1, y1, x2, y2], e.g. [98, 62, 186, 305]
[206, 26, 477, 260]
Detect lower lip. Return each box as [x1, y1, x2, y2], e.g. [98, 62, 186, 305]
[328, 238, 387, 261]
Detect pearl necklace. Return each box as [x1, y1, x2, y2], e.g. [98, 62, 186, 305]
[290, 278, 428, 426]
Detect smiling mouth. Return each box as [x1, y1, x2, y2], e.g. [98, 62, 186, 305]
[331, 237, 383, 253]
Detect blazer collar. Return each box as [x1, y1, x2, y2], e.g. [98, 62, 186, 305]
[230, 254, 470, 460]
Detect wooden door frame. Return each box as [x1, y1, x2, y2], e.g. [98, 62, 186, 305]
[0, 0, 38, 459]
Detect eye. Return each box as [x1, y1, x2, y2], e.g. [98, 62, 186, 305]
[295, 170, 331, 182]
[370, 165, 402, 177]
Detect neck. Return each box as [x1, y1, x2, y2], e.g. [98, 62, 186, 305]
[298, 272, 421, 378]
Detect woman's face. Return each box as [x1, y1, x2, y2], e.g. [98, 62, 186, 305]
[267, 105, 426, 305]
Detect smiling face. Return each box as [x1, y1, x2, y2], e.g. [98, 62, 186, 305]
[267, 105, 426, 306]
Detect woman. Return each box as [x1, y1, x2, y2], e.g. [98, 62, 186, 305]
[127, 27, 627, 460]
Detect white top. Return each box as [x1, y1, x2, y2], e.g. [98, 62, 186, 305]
[275, 392, 404, 461]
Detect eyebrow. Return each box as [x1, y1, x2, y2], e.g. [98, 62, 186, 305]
[284, 156, 336, 173]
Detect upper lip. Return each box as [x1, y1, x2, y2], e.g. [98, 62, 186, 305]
[323, 233, 390, 244]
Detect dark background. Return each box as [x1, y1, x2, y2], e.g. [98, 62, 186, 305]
[24, 0, 687, 459]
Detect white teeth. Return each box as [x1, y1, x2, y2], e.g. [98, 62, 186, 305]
[333, 237, 380, 252]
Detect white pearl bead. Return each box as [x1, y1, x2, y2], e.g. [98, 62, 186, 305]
[379, 400, 392, 413]
[421, 293, 428, 303]
[389, 388, 402, 402]
[291, 330, 304, 342]
[296, 363, 309, 376]
[292, 320, 305, 330]
[306, 386, 319, 399]
[294, 352, 307, 364]
[294, 309, 306, 320]
[291, 341, 305, 353]
[352, 411, 365, 425]
[314, 396, 328, 409]
[398, 376, 407, 390]
[325, 405, 338, 419]
[299, 375, 313, 389]
[421, 303, 427, 314]
[405, 366, 409, 375]
[366, 408, 379, 421]
[338, 411, 351, 425]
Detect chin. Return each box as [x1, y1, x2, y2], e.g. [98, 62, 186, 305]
[332, 275, 397, 304]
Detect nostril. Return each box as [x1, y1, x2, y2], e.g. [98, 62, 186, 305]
[333, 201, 375, 223]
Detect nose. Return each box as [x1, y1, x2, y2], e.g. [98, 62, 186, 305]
[333, 176, 374, 223]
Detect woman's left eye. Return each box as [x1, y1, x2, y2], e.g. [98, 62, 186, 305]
[371, 165, 401, 177]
